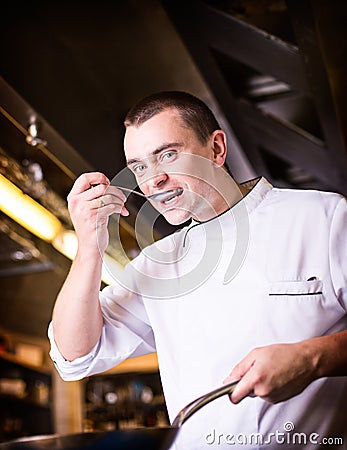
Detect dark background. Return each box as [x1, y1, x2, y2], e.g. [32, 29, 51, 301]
[1, 0, 346, 339]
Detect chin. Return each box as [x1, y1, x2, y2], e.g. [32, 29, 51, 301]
[162, 209, 192, 226]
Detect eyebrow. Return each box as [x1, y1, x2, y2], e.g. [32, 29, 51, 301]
[126, 142, 183, 166]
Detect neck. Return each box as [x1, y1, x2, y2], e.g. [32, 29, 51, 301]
[192, 175, 249, 222]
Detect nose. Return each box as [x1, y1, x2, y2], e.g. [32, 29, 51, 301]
[141, 169, 169, 193]
[149, 171, 169, 189]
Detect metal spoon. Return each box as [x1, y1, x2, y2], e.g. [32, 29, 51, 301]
[116, 186, 183, 202]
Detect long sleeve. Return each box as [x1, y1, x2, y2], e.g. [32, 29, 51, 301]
[48, 279, 156, 381]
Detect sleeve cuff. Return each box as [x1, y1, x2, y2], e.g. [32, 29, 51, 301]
[47, 322, 100, 381]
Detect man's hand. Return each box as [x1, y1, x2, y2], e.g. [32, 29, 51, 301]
[224, 342, 318, 404]
[52, 171, 130, 361]
[67, 172, 129, 254]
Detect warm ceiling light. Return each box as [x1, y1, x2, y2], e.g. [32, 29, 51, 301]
[53, 229, 124, 285]
[52, 229, 78, 260]
[0, 173, 124, 285]
[0, 174, 62, 241]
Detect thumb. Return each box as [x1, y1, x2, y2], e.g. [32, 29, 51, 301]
[229, 370, 255, 404]
[121, 205, 130, 216]
[223, 356, 256, 404]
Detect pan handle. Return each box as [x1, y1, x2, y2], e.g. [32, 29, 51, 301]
[172, 380, 239, 428]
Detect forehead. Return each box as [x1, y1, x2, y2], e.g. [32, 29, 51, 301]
[124, 109, 194, 160]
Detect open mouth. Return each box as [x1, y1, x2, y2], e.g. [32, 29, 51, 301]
[161, 188, 183, 205]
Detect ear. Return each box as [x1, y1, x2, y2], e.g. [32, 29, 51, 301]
[210, 130, 227, 167]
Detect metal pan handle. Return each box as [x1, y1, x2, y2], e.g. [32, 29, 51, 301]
[172, 380, 239, 428]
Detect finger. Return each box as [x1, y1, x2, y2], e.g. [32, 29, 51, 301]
[79, 183, 109, 203]
[104, 185, 127, 203]
[98, 204, 129, 217]
[96, 195, 130, 216]
[223, 356, 255, 385]
[120, 206, 130, 217]
[74, 182, 126, 205]
[223, 352, 257, 404]
[95, 197, 122, 211]
[100, 186, 129, 215]
[100, 205, 129, 216]
[229, 371, 255, 404]
[70, 172, 110, 196]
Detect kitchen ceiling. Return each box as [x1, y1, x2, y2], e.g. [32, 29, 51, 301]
[0, 0, 227, 339]
[162, 0, 347, 193]
[0, 0, 346, 340]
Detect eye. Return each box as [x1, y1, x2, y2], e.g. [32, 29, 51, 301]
[160, 151, 177, 163]
[132, 163, 147, 175]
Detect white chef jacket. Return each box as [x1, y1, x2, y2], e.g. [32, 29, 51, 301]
[49, 177, 347, 449]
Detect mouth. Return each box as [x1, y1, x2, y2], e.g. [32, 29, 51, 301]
[160, 188, 183, 205]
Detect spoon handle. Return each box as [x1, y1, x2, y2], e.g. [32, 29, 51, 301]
[115, 186, 148, 199]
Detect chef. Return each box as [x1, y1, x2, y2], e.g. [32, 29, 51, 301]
[49, 91, 347, 449]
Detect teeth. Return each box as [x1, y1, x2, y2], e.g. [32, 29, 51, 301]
[163, 194, 179, 204]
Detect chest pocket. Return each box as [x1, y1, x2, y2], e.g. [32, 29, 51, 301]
[269, 279, 323, 297]
[262, 279, 330, 342]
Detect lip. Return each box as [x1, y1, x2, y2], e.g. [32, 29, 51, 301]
[158, 187, 184, 207]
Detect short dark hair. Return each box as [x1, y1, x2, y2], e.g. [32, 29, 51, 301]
[124, 91, 221, 144]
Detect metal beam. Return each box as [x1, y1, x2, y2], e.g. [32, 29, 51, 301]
[188, 1, 309, 93]
[0, 261, 56, 277]
[162, 0, 347, 194]
[161, 0, 270, 179]
[286, 0, 347, 169]
[237, 101, 345, 192]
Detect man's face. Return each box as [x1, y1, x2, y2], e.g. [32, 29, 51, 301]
[124, 109, 227, 225]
